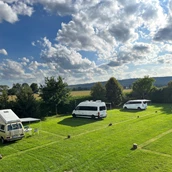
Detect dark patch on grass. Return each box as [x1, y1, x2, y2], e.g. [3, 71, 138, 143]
[120, 108, 145, 113]
[0, 140, 17, 147]
[152, 103, 172, 115]
[58, 117, 99, 127]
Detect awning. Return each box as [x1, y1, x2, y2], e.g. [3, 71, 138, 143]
[20, 117, 41, 123]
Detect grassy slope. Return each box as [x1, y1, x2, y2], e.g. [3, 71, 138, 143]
[0, 104, 172, 172]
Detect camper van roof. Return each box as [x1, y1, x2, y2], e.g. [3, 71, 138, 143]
[0, 109, 20, 124]
[128, 99, 151, 102]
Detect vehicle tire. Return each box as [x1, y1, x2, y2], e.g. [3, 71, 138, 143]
[72, 114, 76, 118]
[124, 107, 127, 110]
[91, 115, 95, 119]
[1, 137, 5, 144]
[137, 107, 141, 110]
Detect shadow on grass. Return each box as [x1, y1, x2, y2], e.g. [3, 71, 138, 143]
[151, 103, 172, 115]
[0, 140, 17, 147]
[120, 108, 145, 113]
[58, 116, 100, 127]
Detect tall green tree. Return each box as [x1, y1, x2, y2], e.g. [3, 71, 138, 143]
[0, 89, 9, 109]
[40, 76, 70, 114]
[105, 77, 123, 106]
[15, 85, 39, 118]
[8, 83, 22, 95]
[132, 76, 155, 98]
[22, 83, 29, 87]
[0, 85, 9, 90]
[30, 83, 38, 93]
[167, 81, 172, 88]
[90, 82, 106, 101]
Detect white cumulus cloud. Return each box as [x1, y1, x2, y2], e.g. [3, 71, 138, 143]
[0, 0, 34, 23]
[0, 49, 8, 55]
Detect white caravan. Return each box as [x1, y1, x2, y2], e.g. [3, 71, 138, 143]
[72, 100, 107, 119]
[123, 99, 150, 110]
[0, 109, 24, 144]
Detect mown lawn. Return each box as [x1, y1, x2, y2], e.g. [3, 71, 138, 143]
[0, 104, 172, 172]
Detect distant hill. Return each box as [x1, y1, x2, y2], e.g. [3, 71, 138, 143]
[69, 76, 172, 90]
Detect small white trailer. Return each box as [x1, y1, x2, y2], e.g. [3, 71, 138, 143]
[0, 109, 24, 144]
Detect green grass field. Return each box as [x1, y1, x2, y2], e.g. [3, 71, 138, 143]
[70, 90, 91, 97]
[0, 104, 172, 172]
[7, 89, 131, 101]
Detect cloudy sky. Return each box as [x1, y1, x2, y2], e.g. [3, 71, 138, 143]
[0, 0, 172, 87]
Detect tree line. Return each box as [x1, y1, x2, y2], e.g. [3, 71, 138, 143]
[90, 76, 172, 105]
[0, 75, 172, 119]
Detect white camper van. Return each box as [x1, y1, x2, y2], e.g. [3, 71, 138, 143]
[72, 100, 107, 119]
[0, 109, 24, 144]
[123, 99, 150, 110]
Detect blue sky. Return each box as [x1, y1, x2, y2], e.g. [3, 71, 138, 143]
[0, 0, 172, 87]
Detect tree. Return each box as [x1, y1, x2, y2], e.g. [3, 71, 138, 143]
[105, 77, 123, 106]
[30, 83, 38, 93]
[22, 83, 29, 87]
[15, 85, 39, 118]
[90, 82, 106, 101]
[0, 85, 9, 90]
[132, 76, 155, 98]
[40, 76, 70, 114]
[167, 81, 172, 88]
[8, 83, 22, 95]
[0, 89, 9, 109]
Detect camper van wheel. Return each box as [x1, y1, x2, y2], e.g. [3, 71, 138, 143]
[138, 107, 141, 110]
[72, 114, 76, 118]
[124, 107, 127, 110]
[1, 137, 5, 144]
[91, 115, 95, 119]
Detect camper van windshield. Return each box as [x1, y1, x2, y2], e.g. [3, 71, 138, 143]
[7, 123, 22, 131]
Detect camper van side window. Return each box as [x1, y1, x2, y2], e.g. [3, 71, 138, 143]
[87, 106, 97, 111]
[0, 124, 5, 131]
[76, 106, 97, 111]
[8, 125, 12, 131]
[100, 106, 106, 111]
[18, 123, 22, 129]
